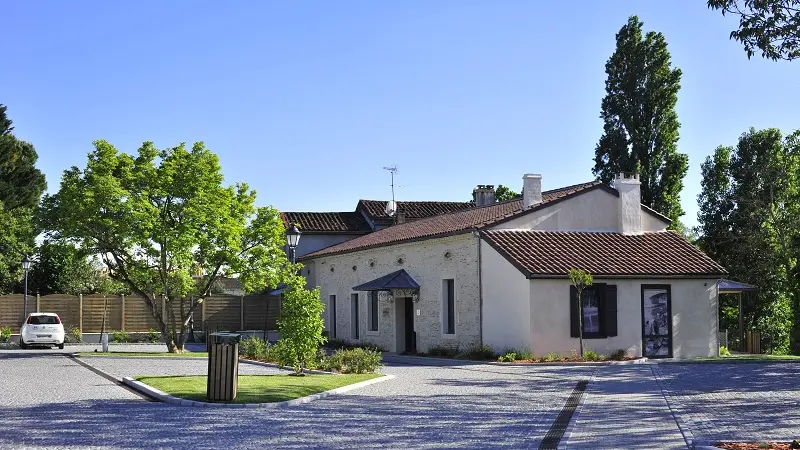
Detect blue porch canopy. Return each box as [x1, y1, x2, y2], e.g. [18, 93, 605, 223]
[352, 269, 420, 291]
[717, 279, 758, 294]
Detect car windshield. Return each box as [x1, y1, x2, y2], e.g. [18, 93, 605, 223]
[30, 316, 58, 325]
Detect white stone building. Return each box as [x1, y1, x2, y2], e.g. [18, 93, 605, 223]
[299, 173, 726, 359]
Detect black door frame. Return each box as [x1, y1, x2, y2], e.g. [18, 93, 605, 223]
[640, 284, 673, 358]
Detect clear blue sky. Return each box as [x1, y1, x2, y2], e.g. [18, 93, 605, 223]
[4, 1, 799, 228]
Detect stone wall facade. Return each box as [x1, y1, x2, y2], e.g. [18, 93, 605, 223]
[305, 233, 481, 353]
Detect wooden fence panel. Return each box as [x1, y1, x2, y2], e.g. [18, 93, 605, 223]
[39, 295, 81, 330]
[243, 295, 267, 330]
[203, 295, 240, 331]
[0, 295, 25, 327]
[124, 296, 160, 332]
[82, 295, 122, 332]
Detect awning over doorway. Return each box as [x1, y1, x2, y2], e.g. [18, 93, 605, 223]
[352, 269, 420, 291]
[717, 279, 758, 294]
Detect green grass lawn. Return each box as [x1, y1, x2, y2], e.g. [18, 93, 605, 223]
[136, 373, 382, 403]
[77, 351, 208, 357]
[686, 354, 800, 363]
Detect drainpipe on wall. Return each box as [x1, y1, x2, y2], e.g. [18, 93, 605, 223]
[472, 228, 483, 346]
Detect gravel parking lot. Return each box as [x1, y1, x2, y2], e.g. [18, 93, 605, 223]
[655, 362, 800, 444]
[0, 350, 594, 449]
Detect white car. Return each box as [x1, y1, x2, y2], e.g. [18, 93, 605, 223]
[19, 313, 65, 349]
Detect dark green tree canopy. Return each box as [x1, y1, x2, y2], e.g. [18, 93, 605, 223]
[494, 185, 519, 202]
[28, 241, 126, 296]
[0, 104, 47, 210]
[708, 0, 800, 61]
[593, 15, 689, 225]
[697, 127, 800, 353]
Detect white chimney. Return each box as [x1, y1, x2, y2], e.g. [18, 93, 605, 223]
[522, 174, 542, 210]
[473, 185, 496, 207]
[615, 173, 643, 235]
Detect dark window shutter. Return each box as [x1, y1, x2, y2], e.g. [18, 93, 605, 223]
[603, 285, 618, 337]
[569, 285, 579, 338]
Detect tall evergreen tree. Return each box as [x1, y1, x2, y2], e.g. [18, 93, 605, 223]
[0, 104, 44, 293]
[593, 16, 689, 225]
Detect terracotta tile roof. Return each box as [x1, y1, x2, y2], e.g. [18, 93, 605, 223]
[300, 181, 602, 259]
[281, 212, 371, 234]
[358, 199, 475, 220]
[482, 230, 726, 278]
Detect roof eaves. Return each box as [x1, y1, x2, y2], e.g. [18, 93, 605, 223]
[526, 272, 727, 280]
[298, 229, 473, 262]
[478, 230, 532, 278]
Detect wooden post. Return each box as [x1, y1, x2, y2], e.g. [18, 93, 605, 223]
[240, 296, 245, 331]
[79, 294, 84, 332]
[36, 294, 40, 313]
[121, 294, 126, 331]
[738, 292, 744, 352]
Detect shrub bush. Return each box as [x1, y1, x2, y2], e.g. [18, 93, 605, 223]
[497, 351, 517, 362]
[544, 352, 559, 362]
[0, 326, 11, 343]
[609, 349, 626, 361]
[320, 347, 383, 374]
[240, 336, 266, 359]
[719, 345, 731, 356]
[584, 350, 603, 361]
[457, 344, 496, 360]
[147, 329, 160, 344]
[425, 346, 459, 358]
[112, 330, 131, 343]
[65, 327, 83, 343]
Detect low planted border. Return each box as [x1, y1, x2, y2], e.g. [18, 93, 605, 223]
[384, 353, 648, 367]
[123, 373, 395, 408]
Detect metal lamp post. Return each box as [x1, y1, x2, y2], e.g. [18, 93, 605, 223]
[286, 223, 301, 264]
[21, 255, 31, 320]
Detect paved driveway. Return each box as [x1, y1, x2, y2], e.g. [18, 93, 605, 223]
[0, 349, 593, 449]
[3, 348, 800, 449]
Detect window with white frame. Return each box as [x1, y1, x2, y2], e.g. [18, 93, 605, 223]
[442, 279, 455, 335]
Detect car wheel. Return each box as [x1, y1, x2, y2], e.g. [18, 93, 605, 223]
[19, 338, 27, 349]
[58, 343, 64, 350]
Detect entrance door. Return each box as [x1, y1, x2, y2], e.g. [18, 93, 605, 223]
[641, 285, 672, 358]
[404, 297, 416, 353]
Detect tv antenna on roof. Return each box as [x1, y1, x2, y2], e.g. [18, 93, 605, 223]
[383, 166, 398, 219]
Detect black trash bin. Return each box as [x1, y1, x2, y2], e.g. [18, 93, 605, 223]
[207, 332, 241, 402]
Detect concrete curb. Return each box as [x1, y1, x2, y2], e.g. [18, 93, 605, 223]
[383, 353, 648, 367]
[239, 358, 335, 375]
[71, 352, 207, 361]
[556, 370, 598, 450]
[123, 373, 395, 408]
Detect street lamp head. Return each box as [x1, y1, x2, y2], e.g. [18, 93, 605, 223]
[286, 223, 301, 250]
[21, 254, 31, 271]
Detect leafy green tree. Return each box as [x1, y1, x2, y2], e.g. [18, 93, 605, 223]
[275, 273, 326, 374]
[592, 15, 689, 226]
[707, 0, 800, 61]
[697, 127, 800, 353]
[0, 105, 42, 293]
[494, 185, 519, 202]
[41, 140, 292, 352]
[0, 204, 36, 294]
[27, 241, 126, 296]
[568, 268, 593, 358]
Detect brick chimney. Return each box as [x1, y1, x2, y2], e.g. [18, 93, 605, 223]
[472, 185, 496, 207]
[522, 174, 542, 210]
[615, 173, 642, 235]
